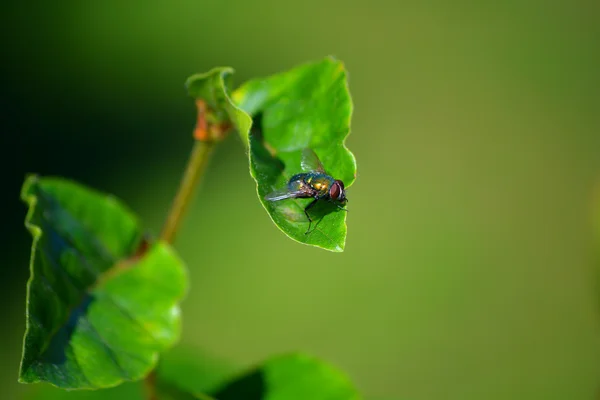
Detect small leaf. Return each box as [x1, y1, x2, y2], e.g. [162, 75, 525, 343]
[233, 57, 356, 252]
[211, 353, 361, 400]
[185, 67, 252, 142]
[19, 175, 188, 389]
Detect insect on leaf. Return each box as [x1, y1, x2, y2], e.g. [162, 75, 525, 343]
[232, 57, 357, 252]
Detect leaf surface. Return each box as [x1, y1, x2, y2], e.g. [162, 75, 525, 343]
[19, 175, 187, 389]
[231, 57, 357, 251]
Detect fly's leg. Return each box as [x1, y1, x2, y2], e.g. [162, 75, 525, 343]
[304, 198, 319, 234]
[329, 199, 348, 212]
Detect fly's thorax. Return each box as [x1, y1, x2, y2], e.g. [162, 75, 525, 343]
[305, 173, 334, 196]
[289, 173, 309, 183]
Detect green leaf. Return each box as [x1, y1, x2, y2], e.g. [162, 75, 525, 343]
[19, 175, 188, 390]
[184, 59, 356, 252]
[210, 353, 361, 400]
[233, 57, 356, 252]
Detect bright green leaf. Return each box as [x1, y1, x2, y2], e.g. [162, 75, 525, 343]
[184, 59, 356, 252]
[233, 57, 356, 252]
[19, 175, 188, 390]
[210, 353, 361, 400]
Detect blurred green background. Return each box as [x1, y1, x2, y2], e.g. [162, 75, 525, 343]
[2, 0, 599, 399]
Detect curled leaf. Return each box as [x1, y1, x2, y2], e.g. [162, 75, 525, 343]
[186, 59, 356, 251]
[234, 58, 356, 252]
[186, 67, 252, 142]
[19, 175, 188, 389]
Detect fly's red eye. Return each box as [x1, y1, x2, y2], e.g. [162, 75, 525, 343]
[329, 182, 341, 200]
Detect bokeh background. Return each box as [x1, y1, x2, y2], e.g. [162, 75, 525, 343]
[2, 1, 600, 399]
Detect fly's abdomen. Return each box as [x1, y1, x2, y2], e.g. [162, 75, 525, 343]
[283, 174, 316, 198]
[288, 174, 310, 191]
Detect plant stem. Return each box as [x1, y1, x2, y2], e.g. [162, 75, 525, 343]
[160, 139, 215, 244]
[145, 101, 218, 400]
[144, 370, 158, 400]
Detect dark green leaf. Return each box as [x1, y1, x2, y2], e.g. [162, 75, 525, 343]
[211, 353, 361, 400]
[19, 175, 188, 390]
[233, 57, 356, 252]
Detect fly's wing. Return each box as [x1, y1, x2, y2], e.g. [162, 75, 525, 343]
[265, 177, 313, 201]
[301, 148, 326, 173]
[264, 188, 302, 201]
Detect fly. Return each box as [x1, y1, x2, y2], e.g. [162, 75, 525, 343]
[265, 148, 348, 234]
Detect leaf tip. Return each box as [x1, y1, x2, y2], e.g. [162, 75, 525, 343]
[21, 174, 39, 200]
[327, 241, 345, 253]
[322, 55, 347, 72]
[185, 67, 235, 97]
[20, 174, 43, 239]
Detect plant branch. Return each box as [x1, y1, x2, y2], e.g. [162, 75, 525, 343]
[144, 370, 158, 400]
[160, 139, 215, 244]
[160, 99, 217, 245]
[144, 100, 219, 400]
